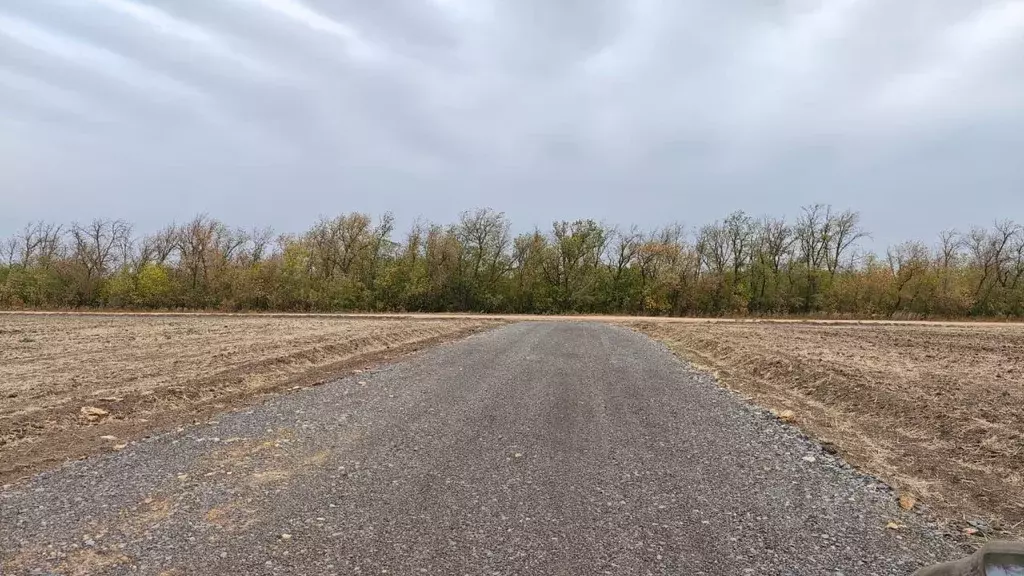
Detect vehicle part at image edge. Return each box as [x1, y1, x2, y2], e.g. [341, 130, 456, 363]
[914, 542, 1024, 576]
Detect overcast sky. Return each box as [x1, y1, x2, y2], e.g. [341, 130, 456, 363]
[1, 0, 1023, 249]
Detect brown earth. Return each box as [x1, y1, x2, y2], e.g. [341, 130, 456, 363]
[4, 311, 1022, 541]
[0, 314, 502, 483]
[633, 321, 1024, 539]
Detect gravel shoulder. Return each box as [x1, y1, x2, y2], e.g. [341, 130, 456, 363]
[1, 322, 962, 575]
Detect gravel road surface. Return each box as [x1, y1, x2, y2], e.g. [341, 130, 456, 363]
[1, 322, 960, 575]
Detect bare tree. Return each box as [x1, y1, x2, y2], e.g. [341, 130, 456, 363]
[303, 213, 377, 283]
[751, 216, 795, 309]
[692, 227, 708, 282]
[115, 230, 138, 272]
[176, 214, 221, 291]
[698, 222, 729, 276]
[758, 216, 795, 275]
[633, 225, 686, 314]
[723, 211, 756, 281]
[17, 221, 64, 268]
[1, 236, 16, 267]
[69, 219, 132, 283]
[1009, 231, 1024, 290]
[826, 209, 867, 277]
[148, 225, 179, 266]
[795, 204, 829, 277]
[424, 223, 462, 304]
[510, 230, 547, 311]
[993, 220, 1022, 288]
[967, 221, 1019, 300]
[403, 220, 426, 265]
[305, 217, 340, 281]
[610, 226, 640, 274]
[250, 226, 275, 265]
[213, 225, 248, 266]
[17, 222, 42, 266]
[39, 223, 64, 267]
[543, 220, 607, 311]
[337, 214, 373, 275]
[365, 212, 397, 296]
[887, 241, 929, 315]
[455, 208, 511, 291]
[608, 226, 640, 308]
[795, 204, 864, 311]
[967, 227, 995, 297]
[936, 229, 963, 270]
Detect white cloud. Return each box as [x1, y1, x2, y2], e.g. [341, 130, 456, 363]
[948, 0, 1024, 53]
[428, 0, 496, 24]
[0, 12, 207, 107]
[0, 68, 109, 121]
[245, 0, 382, 62]
[86, 0, 277, 77]
[580, 0, 662, 78]
[869, 2, 1024, 127]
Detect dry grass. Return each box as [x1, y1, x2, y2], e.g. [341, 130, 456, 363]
[634, 321, 1024, 536]
[0, 314, 501, 481]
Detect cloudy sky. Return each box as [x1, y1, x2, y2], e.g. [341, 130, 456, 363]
[1, 0, 1023, 248]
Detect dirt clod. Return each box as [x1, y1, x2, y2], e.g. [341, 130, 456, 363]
[79, 407, 110, 422]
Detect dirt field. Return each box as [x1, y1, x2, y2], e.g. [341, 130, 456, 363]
[4, 312, 1022, 542]
[633, 321, 1024, 538]
[0, 314, 501, 482]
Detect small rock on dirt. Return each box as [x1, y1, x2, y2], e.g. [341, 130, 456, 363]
[898, 494, 917, 511]
[79, 406, 110, 422]
[966, 519, 992, 534]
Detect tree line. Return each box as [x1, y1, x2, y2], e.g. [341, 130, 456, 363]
[2, 205, 1023, 318]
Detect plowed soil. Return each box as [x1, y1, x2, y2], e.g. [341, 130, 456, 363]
[634, 321, 1024, 537]
[0, 314, 501, 482]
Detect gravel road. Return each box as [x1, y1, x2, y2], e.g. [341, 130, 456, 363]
[1, 322, 960, 575]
